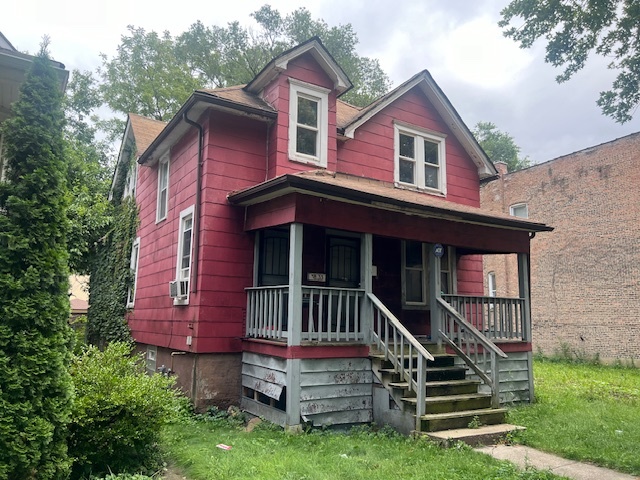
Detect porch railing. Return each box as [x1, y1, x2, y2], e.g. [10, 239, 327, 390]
[436, 297, 507, 408]
[369, 293, 433, 432]
[245, 286, 365, 343]
[301, 287, 365, 342]
[442, 294, 527, 341]
[245, 285, 288, 340]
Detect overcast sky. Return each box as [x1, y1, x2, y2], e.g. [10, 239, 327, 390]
[4, 0, 640, 163]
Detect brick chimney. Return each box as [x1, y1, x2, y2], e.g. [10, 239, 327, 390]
[494, 161, 508, 176]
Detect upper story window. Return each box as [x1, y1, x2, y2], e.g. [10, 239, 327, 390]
[510, 203, 528, 218]
[174, 205, 194, 305]
[288, 79, 329, 168]
[126, 237, 140, 308]
[394, 123, 446, 195]
[156, 154, 169, 222]
[123, 162, 138, 199]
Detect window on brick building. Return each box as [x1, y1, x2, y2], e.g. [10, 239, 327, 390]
[510, 203, 528, 218]
[488, 271, 497, 297]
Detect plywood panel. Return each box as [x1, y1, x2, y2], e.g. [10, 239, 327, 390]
[300, 395, 372, 415]
[242, 374, 283, 400]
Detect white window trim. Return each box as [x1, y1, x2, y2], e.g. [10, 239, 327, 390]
[174, 205, 195, 306]
[123, 162, 138, 199]
[288, 78, 329, 168]
[156, 154, 169, 223]
[126, 237, 141, 308]
[394, 122, 447, 196]
[488, 271, 497, 297]
[146, 345, 157, 375]
[509, 203, 529, 218]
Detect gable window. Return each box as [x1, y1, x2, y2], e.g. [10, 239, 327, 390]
[510, 203, 528, 218]
[175, 206, 194, 305]
[395, 123, 446, 194]
[156, 154, 169, 222]
[127, 237, 141, 308]
[288, 79, 329, 167]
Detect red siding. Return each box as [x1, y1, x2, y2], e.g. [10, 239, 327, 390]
[337, 87, 481, 207]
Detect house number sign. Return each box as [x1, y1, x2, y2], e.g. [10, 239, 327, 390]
[307, 272, 326, 282]
[433, 243, 445, 258]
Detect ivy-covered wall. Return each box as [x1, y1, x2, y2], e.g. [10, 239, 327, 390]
[86, 149, 138, 347]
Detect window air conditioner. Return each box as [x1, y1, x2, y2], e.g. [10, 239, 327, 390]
[169, 280, 189, 299]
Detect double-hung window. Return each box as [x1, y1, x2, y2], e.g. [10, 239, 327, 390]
[395, 123, 446, 194]
[156, 154, 169, 222]
[127, 237, 140, 308]
[175, 206, 194, 305]
[288, 79, 328, 167]
[488, 272, 497, 297]
[402, 242, 454, 308]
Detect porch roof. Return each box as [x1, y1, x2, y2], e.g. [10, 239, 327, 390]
[227, 170, 553, 233]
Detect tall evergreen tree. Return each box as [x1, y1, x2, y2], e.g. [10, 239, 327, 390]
[0, 41, 74, 479]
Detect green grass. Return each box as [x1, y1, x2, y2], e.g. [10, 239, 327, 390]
[508, 358, 640, 475]
[162, 418, 562, 480]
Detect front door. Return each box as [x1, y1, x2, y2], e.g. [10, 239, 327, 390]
[327, 235, 360, 288]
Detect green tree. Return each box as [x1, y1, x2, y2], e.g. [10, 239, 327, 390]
[500, 0, 640, 123]
[64, 70, 114, 273]
[0, 41, 74, 479]
[100, 26, 202, 121]
[98, 5, 391, 124]
[474, 121, 530, 172]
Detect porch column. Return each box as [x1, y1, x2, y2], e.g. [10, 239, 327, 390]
[518, 252, 532, 342]
[287, 223, 303, 347]
[361, 233, 373, 343]
[429, 246, 442, 346]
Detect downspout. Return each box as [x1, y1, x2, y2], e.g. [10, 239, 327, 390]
[183, 111, 204, 293]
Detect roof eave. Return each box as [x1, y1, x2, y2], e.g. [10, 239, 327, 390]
[228, 174, 553, 233]
[138, 91, 277, 166]
[342, 71, 498, 180]
[245, 38, 352, 96]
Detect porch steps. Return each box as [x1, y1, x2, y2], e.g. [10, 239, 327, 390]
[389, 379, 481, 397]
[425, 424, 525, 446]
[370, 349, 508, 437]
[402, 393, 493, 414]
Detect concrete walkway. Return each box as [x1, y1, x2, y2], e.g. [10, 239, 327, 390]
[476, 445, 638, 480]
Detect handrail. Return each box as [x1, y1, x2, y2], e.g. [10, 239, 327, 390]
[369, 294, 434, 362]
[437, 297, 506, 408]
[437, 298, 507, 358]
[368, 293, 432, 432]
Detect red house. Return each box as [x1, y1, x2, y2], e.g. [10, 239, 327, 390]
[117, 39, 552, 434]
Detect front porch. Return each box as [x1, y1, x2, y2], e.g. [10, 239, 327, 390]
[240, 223, 534, 432]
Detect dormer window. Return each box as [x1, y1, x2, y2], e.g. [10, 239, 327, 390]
[394, 123, 446, 195]
[289, 79, 328, 167]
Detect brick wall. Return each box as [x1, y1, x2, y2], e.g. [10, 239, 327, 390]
[481, 134, 640, 363]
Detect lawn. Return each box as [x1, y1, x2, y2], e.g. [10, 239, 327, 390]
[162, 415, 562, 480]
[508, 358, 640, 476]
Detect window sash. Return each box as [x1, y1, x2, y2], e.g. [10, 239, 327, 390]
[157, 159, 169, 221]
[127, 238, 140, 307]
[395, 125, 445, 193]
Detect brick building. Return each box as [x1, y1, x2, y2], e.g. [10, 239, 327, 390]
[481, 133, 640, 363]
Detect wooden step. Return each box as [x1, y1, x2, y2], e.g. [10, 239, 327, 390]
[389, 379, 481, 397]
[425, 424, 526, 447]
[419, 408, 507, 432]
[370, 352, 455, 368]
[402, 393, 492, 414]
[378, 366, 466, 381]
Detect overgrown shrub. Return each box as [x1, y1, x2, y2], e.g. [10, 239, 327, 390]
[68, 342, 187, 479]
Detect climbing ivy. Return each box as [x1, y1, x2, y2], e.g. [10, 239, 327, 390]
[86, 149, 138, 348]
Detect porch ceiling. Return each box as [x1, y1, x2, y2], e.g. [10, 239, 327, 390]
[227, 170, 553, 234]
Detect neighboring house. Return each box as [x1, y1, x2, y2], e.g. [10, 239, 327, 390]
[117, 38, 551, 433]
[481, 134, 640, 364]
[69, 275, 89, 318]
